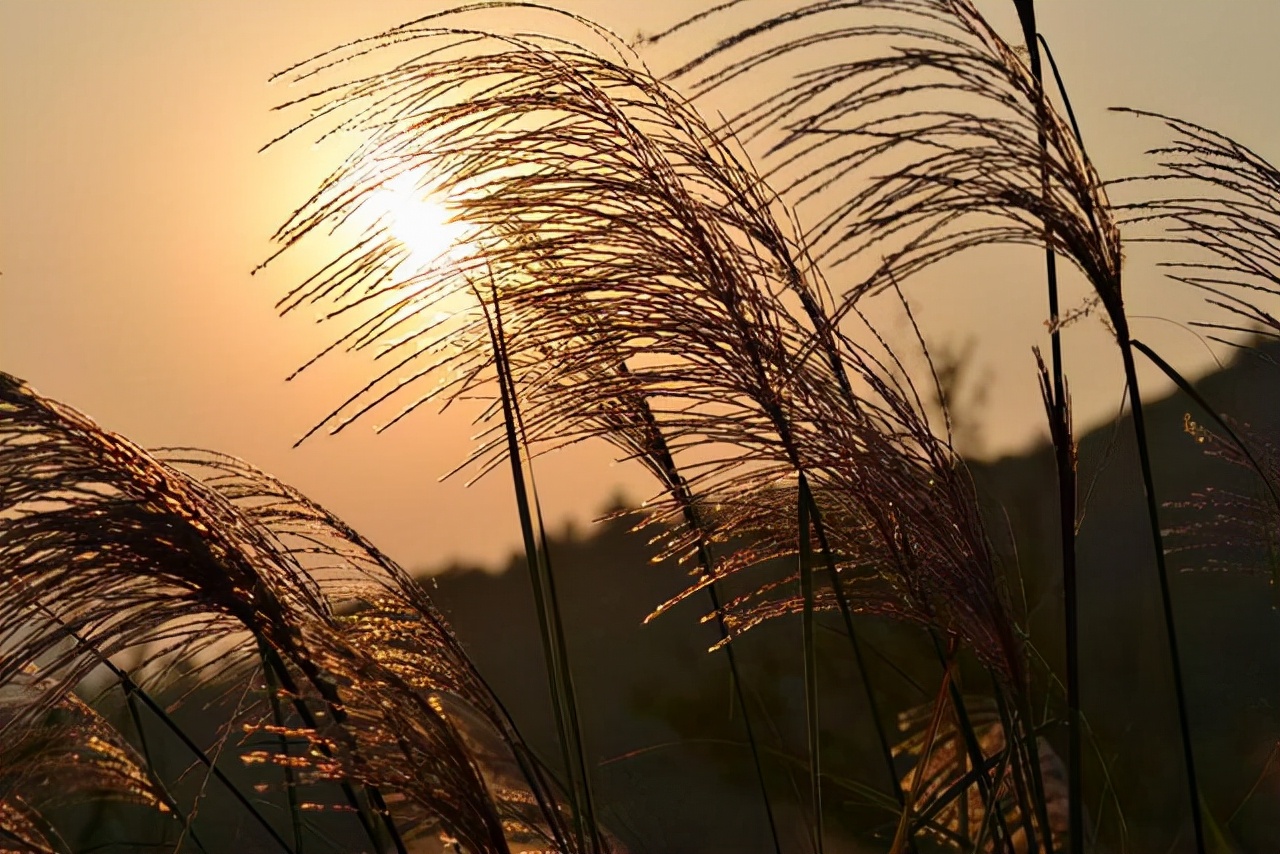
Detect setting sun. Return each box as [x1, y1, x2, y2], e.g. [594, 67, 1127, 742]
[374, 172, 470, 273]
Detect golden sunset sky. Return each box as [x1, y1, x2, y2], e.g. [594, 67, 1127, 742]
[3, 1, 1278, 570]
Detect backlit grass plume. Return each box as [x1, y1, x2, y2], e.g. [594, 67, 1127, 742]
[1, 675, 165, 853]
[0, 371, 578, 853]
[652, 5, 1240, 849]
[1121, 111, 1280, 345]
[1123, 113, 1280, 595]
[264, 4, 1026, 690]
[1167, 417, 1280, 590]
[649, 0, 1122, 321]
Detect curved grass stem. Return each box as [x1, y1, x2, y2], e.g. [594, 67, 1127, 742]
[260, 638, 305, 854]
[44, 612, 295, 854]
[615, 362, 783, 853]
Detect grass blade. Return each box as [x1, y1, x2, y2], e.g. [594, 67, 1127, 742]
[798, 473, 823, 854]
[1117, 335, 1207, 853]
[256, 642, 407, 854]
[479, 273, 599, 852]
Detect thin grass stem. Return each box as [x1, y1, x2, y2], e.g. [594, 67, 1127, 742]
[256, 644, 407, 854]
[614, 362, 783, 852]
[1013, 5, 1076, 852]
[891, 640, 957, 854]
[1116, 334, 1207, 853]
[121, 683, 209, 854]
[481, 274, 600, 852]
[44, 614, 296, 854]
[260, 638, 305, 854]
[798, 475, 823, 854]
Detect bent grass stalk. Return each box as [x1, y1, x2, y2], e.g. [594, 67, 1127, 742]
[260, 637, 305, 854]
[44, 608, 296, 854]
[615, 359, 784, 851]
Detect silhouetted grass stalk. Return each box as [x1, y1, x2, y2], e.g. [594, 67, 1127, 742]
[891, 641, 957, 854]
[48, 610, 296, 854]
[990, 686, 1040, 851]
[798, 477, 823, 853]
[1115, 326, 1207, 852]
[617, 358, 784, 851]
[259, 637, 305, 854]
[928, 632, 1016, 854]
[480, 275, 600, 853]
[1012, 3, 1076, 852]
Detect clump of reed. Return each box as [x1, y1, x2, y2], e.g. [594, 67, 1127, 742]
[2, 1, 1279, 852]
[0, 372, 576, 852]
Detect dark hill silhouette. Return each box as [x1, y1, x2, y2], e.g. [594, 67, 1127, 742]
[426, 343, 1280, 853]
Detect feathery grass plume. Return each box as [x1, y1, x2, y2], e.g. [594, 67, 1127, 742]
[1118, 111, 1280, 346]
[1119, 112, 1280, 596]
[0, 373, 573, 853]
[654, 6, 1222, 848]
[1, 674, 167, 853]
[1117, 114, 1280, 666]
[649, 0, 1122, 326]
[262, 5, 1026, 687]
[0, 371, 326, 722]
[156, 448, 578, 851]
[892, 696, 1068, 854]
[1166, 416, 1279, 588]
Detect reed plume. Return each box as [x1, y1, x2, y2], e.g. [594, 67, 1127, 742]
[1167, 417, 1279, 586]
[7, 3, 1278, 851]
[0, 371, 574, 852]
[264, 4, 1026, 690]
[649, 0, 1122, 325]
[1122, 112, 1280, 593]
[1, 675, 165, 853]
[1120, 110, 1280, 345]
[652, 4, 1244, 848]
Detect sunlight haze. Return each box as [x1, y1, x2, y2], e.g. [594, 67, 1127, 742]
[3, 0, 1278, 571]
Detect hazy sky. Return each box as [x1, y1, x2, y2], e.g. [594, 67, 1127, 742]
[3, 1, 1278, 571]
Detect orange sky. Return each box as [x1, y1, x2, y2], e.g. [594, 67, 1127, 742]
[3, 1, 1278, 571]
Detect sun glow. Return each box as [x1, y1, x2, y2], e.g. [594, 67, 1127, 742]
[365, 172, 479, 331]
[375, 173, 471, 274]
